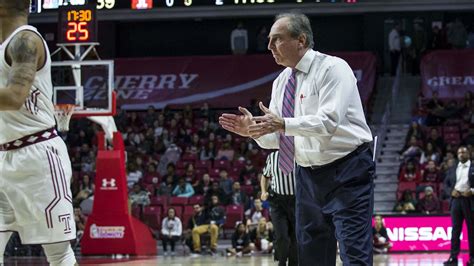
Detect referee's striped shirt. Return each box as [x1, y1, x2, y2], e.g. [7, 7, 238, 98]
[263, 151, 296, 196]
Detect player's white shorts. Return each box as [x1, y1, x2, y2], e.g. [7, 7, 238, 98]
[0, 134, 76, 244]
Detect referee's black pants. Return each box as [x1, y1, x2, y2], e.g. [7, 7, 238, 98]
[295, 144, 375, 266]
[269, 193, 298, 266]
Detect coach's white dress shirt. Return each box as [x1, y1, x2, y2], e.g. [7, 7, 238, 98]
[255, 49, 373, 167]
[454, 160, 473, 193]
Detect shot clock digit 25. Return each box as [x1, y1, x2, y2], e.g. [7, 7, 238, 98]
[57, 5, 98, 44]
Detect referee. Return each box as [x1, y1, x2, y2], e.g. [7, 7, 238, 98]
[261, 151, 297, 266]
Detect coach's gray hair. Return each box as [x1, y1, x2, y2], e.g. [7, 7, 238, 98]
[275, 12, 314, 49]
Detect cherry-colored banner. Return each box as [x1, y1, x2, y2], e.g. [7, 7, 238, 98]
[374, 215, 468, 252]
[421, 50, 474, 99]
[101, 52, 376, 110]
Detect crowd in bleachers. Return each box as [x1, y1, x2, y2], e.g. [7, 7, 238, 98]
[64, 102, 277, 255]
[394, 91, 474, 214]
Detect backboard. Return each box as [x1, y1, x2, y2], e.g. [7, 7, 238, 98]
[51, 60, 115, 117]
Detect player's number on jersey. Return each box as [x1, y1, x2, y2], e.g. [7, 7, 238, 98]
[67, 22, 89, 42]
[97, 0, 115, 9]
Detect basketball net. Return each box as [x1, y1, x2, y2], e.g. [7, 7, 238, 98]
[54, 104, 75, 132]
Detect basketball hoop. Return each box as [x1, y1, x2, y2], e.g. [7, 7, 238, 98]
[54, 104, 75, 132]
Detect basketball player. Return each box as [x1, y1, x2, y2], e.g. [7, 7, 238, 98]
[0, 1, 77, 265]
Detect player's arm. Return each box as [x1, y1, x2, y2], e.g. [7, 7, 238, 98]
[0, 31, 42, 111]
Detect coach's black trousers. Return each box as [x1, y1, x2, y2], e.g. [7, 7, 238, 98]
[295, 145, 375, 266]
[450, 197, 474, 258]
[269, 193, 298, 266]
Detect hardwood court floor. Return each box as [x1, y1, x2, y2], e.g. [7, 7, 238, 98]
[4, 252, 471, 265]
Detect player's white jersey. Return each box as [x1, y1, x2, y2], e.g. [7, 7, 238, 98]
[0, 25, 56, 144]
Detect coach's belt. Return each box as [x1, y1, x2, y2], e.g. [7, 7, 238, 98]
[0, 127, 58, 151]
[309, 142, 370, 170]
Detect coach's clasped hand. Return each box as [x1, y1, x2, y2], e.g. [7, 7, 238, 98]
[249, 102, 285, 139]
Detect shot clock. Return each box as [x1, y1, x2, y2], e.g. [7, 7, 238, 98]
[58, 5, 97, 44]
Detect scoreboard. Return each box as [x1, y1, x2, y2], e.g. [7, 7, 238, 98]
[30, 0, 357, 13]
[57, 5, 97, 43]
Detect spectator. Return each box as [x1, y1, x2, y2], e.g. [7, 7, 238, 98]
[194, 173, 212, 196]
[246, 199, 269, 227]
[143, 106, 158, 126]
[73, 206, 87, 239]
[239, 159, 258, 183]
[425, 92, 445, 126]
[129, 183, 150, 207]
[153, 136, 167, 155]
[234, 142, 249, 161]
[169, 118, 179, 137]
[188, 204, 219, 256]
[216, 142, 235, 161]
[161, 207, 182, 257]
[172, 177, 195, 198]
[181, 119, 195, 144]
[445, 144, 457, 159]
[249, 217, 274, 253]
[153, 118, 164, 138]
[198, 120, 212, 139]
[440, 157, 457, 184]
[157, 175, 176, 197]
[219, 169, 233, 196]
[127, 112, 142, 129]
[184, 163, 196, 183]
[426, 128, 445, 154]
[199, 102, 213, 121]
[372, 215, 392, 254]
[72, 206, 87, 250]
[401, 29, 416, 75]
[422, 160, 441, 183]
[400, 136, 423, 162]
[74, 174, 94, 205]
[205, 181, 228, 205]
[429, 25, 447, 50]
[140, 128, 155, 154]
[388, 23, 401, 76]
[400, 160, 421, 182]
[226, 222, 253, 257]
[208, 195, 227, 226]
[420, 142, 441, 165]
[447, 18, 467, 49]
[144, 163, 159, 183]
[165, 163, 178, 182]
[404, 120, 425, 146]
[393, 189, 417, 214]
[158, 144, 182, 176]
[161, 129, 174, 149]
[127, 163, 143, 188]
[417, 186, 441, 214]
[185, 134, 200, 156]
[81, 156, 94, 173]
[200, 142, 216, 161]
[230, 21, 248, 55]
[183, 104, 194, 121]
[230, 182, 250, 210]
